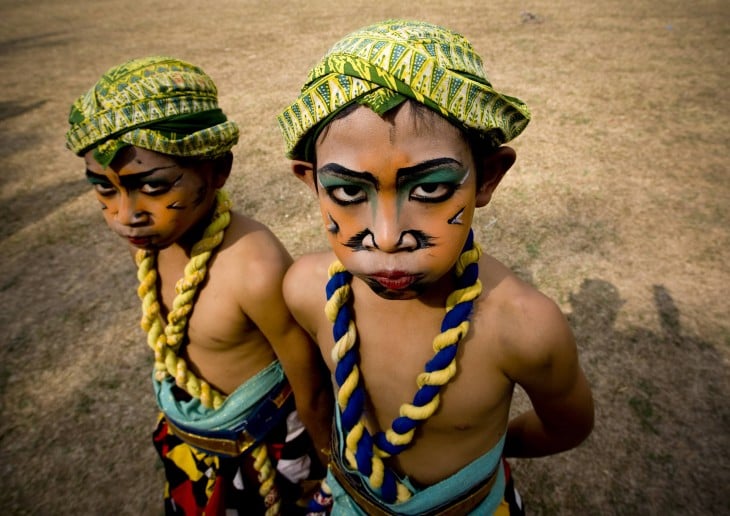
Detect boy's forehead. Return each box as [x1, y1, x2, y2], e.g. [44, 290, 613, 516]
[316, 102, 466, 152]
[85, 146, 180, 173]
[317, 104, 468, 166]
[324, 104, 460, 141]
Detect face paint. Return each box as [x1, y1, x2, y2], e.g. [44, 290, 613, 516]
[84, 146, 219, 251]
[342, 228, 436, 251]
[448, 207, 466, 225]
[326, 213, 340, 234]
[314, 104, 479, 299]
[395, 160, 470, 206]
[317, 165, 379, 209]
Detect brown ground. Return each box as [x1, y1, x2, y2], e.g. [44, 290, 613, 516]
[1, 0, 728, 514]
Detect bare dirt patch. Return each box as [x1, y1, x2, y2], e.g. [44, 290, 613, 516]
[1, 0, 728, 514]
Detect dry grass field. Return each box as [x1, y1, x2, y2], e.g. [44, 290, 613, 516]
[1, 0, 728, 514]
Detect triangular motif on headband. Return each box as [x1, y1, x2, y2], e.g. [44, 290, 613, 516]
[277, 19, 530, 161]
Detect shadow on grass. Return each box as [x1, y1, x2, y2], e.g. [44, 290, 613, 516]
[515, 278, 729, 515]
[0, 31, 69, 56]
[0, 100, 47, 124]
[0, 178, 89, 241]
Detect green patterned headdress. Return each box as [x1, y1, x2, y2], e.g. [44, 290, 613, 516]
[277, 19, 531, 161]
[66, 56, 239, 167]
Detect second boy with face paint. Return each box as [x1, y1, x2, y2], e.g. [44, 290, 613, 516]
[68, 57, 332, 515]
[279, 20, 595, 514]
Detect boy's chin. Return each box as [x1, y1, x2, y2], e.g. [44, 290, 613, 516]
[121, 235, 170, 252]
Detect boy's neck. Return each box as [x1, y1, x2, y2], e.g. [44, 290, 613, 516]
[175, 202, 220, 256]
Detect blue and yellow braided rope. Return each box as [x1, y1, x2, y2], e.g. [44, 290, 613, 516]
[325, 229, 482, 503]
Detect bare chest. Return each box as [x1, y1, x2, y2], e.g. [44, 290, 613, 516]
[325, 301, 509, 434]
[158, 269, 249, 348]
[156, 265, 275, 393]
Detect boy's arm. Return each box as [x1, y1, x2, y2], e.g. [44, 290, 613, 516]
[239, 237, 333, 466]
[502, 292, 594, 458]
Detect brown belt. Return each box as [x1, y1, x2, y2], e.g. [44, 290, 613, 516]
[329, 457, 500, 516]
[166, 418, 259, 457]
[166, 382, 292, 457]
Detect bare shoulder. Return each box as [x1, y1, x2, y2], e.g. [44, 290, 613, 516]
[222, 211, 290, 260]
[213, 211, 292, 297]
[479, 254, 575, 373]
[283, 250, 333, 304]
[282, 251, 334, 325]
[479, 257, 594, 456]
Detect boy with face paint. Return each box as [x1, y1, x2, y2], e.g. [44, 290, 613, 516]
[66, 57, 332, 515]
[278, 20, 594, 514]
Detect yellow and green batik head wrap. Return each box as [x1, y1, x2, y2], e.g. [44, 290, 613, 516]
[278, 19, 531, 161]
[66, 56, 239, 167]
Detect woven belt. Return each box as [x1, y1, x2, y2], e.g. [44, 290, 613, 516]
[166, 381, 293, 457]
[329, 456, 500, 516]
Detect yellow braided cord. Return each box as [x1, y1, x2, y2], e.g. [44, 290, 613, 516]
[336, 360, 360, 412]
[253, 443, 281, 515]
[446, 242, 482, 309]
[343, 422, 363, 468]
[166, 198, 231, 349]
[135, 190, 231, 409]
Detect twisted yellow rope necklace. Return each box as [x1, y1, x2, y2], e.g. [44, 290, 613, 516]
[136, 189, 231, 410]
[135, 189, 280, 515]
[324, 229, 483, 504]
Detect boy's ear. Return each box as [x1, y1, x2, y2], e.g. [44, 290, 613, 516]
[475, 146, 516, 207]
[291, 160, 318, 193]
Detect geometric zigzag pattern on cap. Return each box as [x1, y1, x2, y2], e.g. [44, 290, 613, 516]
[66, 56, 238, 162]
[278, 19, 530, 159]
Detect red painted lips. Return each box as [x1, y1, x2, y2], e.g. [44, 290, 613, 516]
[369, 271, 420, 290]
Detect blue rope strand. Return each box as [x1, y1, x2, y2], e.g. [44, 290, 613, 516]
[326, 269, 351, 297]
[380, 469, 397, 503]
[424, 347, 458, 372]
[355, 430, 374, 475]
[441, 301, 473, 331]
[333, 304, 351, 341]
[341, 385, 365, 430]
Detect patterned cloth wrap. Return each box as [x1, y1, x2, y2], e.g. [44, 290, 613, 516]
[66, 56, 239, 166]
[327, 409, 515, 515]
[277, 19, 530, 161]
[153, 361, 323, 515]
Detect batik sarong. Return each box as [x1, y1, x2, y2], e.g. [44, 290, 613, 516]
[153, 361, 324, 515]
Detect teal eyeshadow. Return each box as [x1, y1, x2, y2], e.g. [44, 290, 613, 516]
[317, 173, 370, 189]
[396, 168, 468, 205]
[399, 167, 468, 190]
[86, 176, 111, 186]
